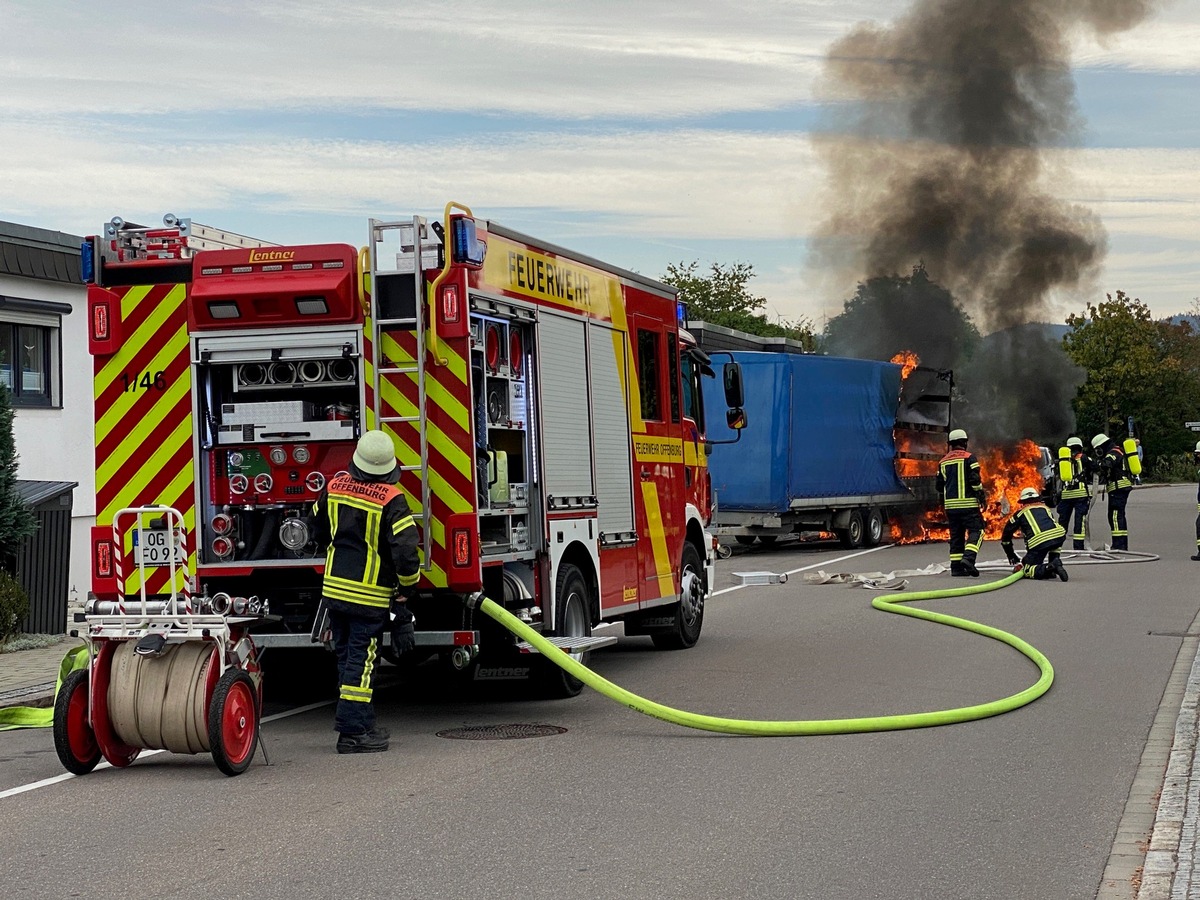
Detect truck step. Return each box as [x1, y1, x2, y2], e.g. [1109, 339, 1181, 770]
[516, 634, 617, 655]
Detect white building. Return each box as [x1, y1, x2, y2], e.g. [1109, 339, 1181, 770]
[1, 221, 92, 609]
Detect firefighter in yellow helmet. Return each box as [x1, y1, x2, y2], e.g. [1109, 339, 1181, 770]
[1056, 436, 1091, 550]
[1091, 433, 1133, 551]
[1002, 487, 1069, 581]
[935, 428, 985, 576]
[1192, 441, 1200, 561]
[311, 430, 421, 754]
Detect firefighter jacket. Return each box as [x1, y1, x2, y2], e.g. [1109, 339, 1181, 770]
[1059, 451, 1090, 500]
[936, 449, 984, 510]
[1101, 446, 1134, 493]
[1001, 502, 1066, 555]
[311, 471, 421, 610]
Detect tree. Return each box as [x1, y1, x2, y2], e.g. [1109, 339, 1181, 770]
[1063, 291, 1200, 463]
[663, 261, 817, 349]
[822, 265, 980, 370]
[0, 384, 37, 569]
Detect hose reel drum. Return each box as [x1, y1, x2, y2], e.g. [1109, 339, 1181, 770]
[53, 505, 265, 778]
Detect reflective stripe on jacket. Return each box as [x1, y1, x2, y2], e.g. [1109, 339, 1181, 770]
[1060, 453, 1089, 500]
[312, 473, 420, 608]
[1001, 502, 1066, 554]
[936, 449, 983, 510]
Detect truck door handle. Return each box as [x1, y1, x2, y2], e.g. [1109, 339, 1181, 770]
[640, 468, 651, 481]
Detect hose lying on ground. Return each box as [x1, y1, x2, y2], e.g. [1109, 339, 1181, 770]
[475, 570, 1056, 735]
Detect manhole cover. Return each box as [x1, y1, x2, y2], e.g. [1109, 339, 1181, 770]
[436, 724, 568, 741]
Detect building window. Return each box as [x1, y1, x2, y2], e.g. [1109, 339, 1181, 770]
[0, 319, 58, 407]
[637, 329, 661, 421]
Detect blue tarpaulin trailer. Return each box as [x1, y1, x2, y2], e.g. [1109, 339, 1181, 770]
[702, 350, 950, 548]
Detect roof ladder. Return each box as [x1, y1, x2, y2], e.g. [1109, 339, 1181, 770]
[367, 217, 437, 571]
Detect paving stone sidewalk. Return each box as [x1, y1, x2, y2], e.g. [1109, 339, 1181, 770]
[0, 638, 82, 708]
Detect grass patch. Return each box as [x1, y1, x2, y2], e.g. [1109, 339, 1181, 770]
[0, 633, 67, 654]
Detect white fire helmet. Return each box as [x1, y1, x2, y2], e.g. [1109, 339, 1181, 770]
[1091, 433, 1110, 450]
[1018, 487, 1040, 502]
[948, 428, 968, 443]
[1066, 436, 1083, 449]
[353, 430, 398, 475]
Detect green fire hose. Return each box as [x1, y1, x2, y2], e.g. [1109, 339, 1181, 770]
[475, 569, 1054, 735]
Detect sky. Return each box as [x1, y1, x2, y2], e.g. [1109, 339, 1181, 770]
[2, 0, 1197, 331]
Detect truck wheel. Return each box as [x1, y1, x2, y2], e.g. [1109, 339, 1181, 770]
[538, 563, 591, 699]
[53, 668, 101, 776]
[734, 535, 756, 546]
[839, 511, 865, 549]
[864, 509, 884, 547]
[758, 535, 778, 546]
[652, 542, 705, 651]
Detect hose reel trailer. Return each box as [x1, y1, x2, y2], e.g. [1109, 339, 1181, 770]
[53, 506, 266, 778]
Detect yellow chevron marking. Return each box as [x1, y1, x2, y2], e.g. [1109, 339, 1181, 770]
[379, 377, 472, 481]
[95, 285, 186, 393]
[639, 482, 675, 598]
[380, 332, 469, 432]
[96, 326, 189, 438]
[96, 374, 192, 488]
[99, 416, 194, 521]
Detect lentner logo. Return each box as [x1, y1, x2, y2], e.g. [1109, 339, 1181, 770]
[248, 249, 296, 263]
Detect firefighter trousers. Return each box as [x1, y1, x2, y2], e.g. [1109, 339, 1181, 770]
[1057, 496, 1089, 550]
[946, 508, 984, 570]
[1021, 539, 1064, 580]
[1107, 488, 1131, 551]
[329, 604, 385, 735]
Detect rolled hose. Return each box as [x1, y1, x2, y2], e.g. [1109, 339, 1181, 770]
[476, 569, 1054, 735]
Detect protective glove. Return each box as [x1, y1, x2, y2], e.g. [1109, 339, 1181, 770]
[390, 600, 415, 655]
[1006, 553, 1020, 566]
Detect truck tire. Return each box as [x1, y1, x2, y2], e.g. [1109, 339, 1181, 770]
[652, 542, 705, 650]
[864, 509, 884, 547]
[839, 510, 865, 549]
[537, 563, 591, 698]
[734, 535, 756, 546]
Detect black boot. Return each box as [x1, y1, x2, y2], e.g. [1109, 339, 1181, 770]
[337, 726, 390, 754]
[962, 561, 980, 578]
[950, 563, 966, 577]
[1052, 558, 1069, 582]
[1191, 553, 1200, 561]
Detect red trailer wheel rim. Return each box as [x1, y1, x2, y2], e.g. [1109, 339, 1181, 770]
[65, 680, 98, 763]
[91, 641, 141, 768]
[220, 680, 257, 766]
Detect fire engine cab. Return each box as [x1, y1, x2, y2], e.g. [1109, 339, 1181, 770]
[82, 205, 744, 694]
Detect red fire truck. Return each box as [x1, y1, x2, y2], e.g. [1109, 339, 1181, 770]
[82, 205, 743, 694]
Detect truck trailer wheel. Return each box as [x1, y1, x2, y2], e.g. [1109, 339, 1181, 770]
[538, 563, 591, 699]
[652, 542, 705, 650]
[838, 511, 865, 549]
[864, 509, 884, 547]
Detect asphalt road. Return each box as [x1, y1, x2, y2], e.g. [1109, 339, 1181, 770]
[2, 484, 1198, 900]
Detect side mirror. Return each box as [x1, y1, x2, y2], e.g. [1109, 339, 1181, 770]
[723, 362, 744, 408]
[726, 407, 747, 431]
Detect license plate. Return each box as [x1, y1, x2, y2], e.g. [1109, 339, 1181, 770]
[132, 529, 185, 567]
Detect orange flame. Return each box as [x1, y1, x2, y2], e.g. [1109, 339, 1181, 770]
[890, 350, 920, 379]
[888, 439, 1046, 544]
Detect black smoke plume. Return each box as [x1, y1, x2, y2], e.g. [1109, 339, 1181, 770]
[811, 0, 1160, 443]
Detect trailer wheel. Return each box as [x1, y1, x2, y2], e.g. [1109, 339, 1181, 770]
[652, 542, 705, 651]
[208, 668, 259, 777]
[538, 563, 591, 699]
[839, 510, 865, 549]
[864, 509, 884, 547]
[53, 668, 101, 776]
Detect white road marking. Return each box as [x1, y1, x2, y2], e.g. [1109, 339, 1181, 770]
[0, 699, 333, 800]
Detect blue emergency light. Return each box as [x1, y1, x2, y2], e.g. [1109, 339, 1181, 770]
[451, 217, 486, 267]
[80, 239, 95, 284]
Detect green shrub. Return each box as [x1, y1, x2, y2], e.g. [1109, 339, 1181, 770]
[0, 569, 29, 644]
[1149, 453, 1195, 484]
